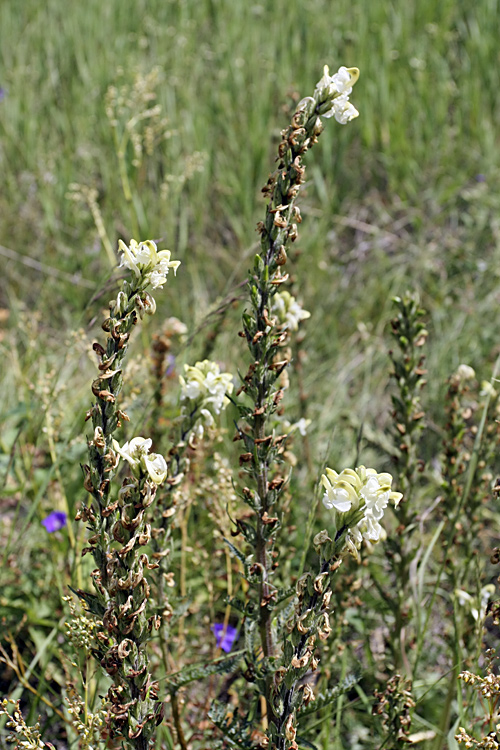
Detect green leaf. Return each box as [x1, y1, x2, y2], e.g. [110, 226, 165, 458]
[298, 674, 360, 717]
[166, 652, 243, 690]
[244, 618, 257, 655]
[208, 701, 254, 749]
[283, 639, 294, 662]
[237, 519, 257, 545]
[223, 538, 246, 565]
[227, 596, 249, 616]
[68, 587, 105, 616]
[415, 519, 446, 611]
[296, 736, 319, 750]
[273, 586, 295, 606]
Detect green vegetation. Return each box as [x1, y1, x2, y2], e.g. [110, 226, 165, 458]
[2, 1, 500, 748]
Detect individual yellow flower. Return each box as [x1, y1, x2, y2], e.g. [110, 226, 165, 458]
[322, 465, 402, 553]
[180, 360, 234, 415]
[315, 64, 360, 124]
[272, 291, 311, 331]
[118, 238, 180, 289]
[112, 436, 168, 485]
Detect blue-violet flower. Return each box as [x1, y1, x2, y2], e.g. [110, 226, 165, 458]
[211, 623, 238, 653]
[42, 511, 67, 533]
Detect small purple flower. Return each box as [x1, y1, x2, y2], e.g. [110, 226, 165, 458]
[0, 88, 5, 102]
[165, 353, 176, 377]
[42, 511, 67, 533]
[211, 623, 238, 653]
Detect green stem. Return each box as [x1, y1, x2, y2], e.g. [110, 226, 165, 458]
[171, 691, 189, 750]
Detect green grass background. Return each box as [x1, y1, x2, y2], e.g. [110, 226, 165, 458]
[2, 0, 500, 439]
[1, 0, 500, 744]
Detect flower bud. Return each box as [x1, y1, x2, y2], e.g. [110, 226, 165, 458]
[136, 291, 157, 318]
[116, 290, 128, 316]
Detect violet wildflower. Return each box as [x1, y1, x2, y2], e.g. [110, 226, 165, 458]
[165, 353, 176, 377]
[42, 511, 67, 533]
[211, 623, 238, 653]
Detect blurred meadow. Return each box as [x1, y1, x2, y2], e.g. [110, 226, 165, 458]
[2, 0, 500, 747]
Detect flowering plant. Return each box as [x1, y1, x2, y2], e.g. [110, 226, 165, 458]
[179, 359, 233, 436]
[271, 290, 311, 331]
[41, 510, 67, 533]
[314, 64, 360, 123]
[11, 61, 450, 750]
[211, 623, 238, 653]
[322, 465, 402, 551]
[75, 238, 180, 746]
[112, 436, 168, 485]
[118, 238, 180, 289]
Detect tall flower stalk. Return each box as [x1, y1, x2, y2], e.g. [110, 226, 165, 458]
[384, 293, 427, 673]
[267, 467, 401, 749]
[76, 239, 179, 749]
[232, 64, 359, 730]
[151, 358, 234, 685]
